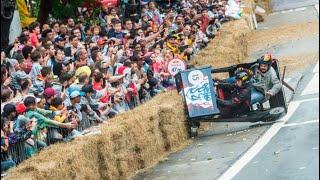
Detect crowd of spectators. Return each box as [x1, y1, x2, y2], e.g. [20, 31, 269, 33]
[1, 0, 242, 174]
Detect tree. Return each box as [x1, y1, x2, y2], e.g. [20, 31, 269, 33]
[37, 0, 53, 25]
[35, 0, 85, 25]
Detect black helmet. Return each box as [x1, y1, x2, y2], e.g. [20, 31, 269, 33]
[236, 71, 249, 83]
[234, 68, 253, 84]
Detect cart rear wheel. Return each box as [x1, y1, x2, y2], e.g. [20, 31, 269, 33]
[190, 127, 198, 138]
[269, 107, 285, 115]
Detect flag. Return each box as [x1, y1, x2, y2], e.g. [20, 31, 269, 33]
[17, 0, 37, 28]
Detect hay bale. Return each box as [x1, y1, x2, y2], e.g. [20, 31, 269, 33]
[97, 91, 190, 179]
[4, 136, 104, 180]
[191, 18, 251, 71]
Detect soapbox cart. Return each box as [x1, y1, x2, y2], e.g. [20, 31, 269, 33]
[175, 60, 288, 137]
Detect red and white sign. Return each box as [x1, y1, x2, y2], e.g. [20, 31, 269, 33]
[97, 0, 118, 8]
[167, 58, 186, 76]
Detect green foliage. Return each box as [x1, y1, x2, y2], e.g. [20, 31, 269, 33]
[30, 0, 41, 17]
[29, 0, 102, 26]
[51, 0, 84, 19]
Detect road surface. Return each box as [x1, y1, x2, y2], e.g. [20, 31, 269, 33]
[271, 0, 318, 12]
[220, 61, 319, 180]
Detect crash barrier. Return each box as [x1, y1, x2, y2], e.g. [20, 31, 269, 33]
[7, 141, 26, 165]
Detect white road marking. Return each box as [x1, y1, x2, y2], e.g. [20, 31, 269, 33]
[291, 97, 319, 103]
[218, 101, 300, 180]
[313, 61, 319, 73]
[219, 97, 319, 180]
[275, 7, 307, 15]
[282, 119, 319, 127]
[294, 7, 307, 12]
[315, 4, 319, 15]
[301, 73, 319, 95]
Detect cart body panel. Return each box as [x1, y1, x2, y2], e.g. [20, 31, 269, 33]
[175, 66, 220, 120]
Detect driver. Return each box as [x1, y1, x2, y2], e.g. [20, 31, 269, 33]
[250, 53, 282, 103]
[215, 68, 253, 117]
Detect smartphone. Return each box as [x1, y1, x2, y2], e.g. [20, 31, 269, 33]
[110, 94, 115, 104]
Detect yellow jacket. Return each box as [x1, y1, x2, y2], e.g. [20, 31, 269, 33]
[49, 106, 67, 123]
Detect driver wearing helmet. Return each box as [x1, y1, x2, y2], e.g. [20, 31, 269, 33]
[215, 68, 253, 117]
[250, 53, 282, 103]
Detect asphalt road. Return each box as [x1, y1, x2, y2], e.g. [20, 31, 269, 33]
[223, 61, 319, 180]
[131, 2, 319, 180]
[271, 0, 319, 12]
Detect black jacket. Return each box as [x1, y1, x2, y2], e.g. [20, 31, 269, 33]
[216, 82, 252, 115]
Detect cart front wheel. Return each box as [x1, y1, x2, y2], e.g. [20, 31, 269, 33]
[190, 126, 198, 138]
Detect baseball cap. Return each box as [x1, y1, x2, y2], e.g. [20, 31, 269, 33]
[54, 35, 66, 43]
[70, 90, 81, 99]
[16, 103, 27, 114]
[44, 87, 56, 98]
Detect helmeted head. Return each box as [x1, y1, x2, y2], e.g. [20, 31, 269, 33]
[258, 53, 273, 73]
[234, 67, 253, 87]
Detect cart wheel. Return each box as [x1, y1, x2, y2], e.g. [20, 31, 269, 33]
[190, 127, 198, 138]
[269, 107, 285, 115]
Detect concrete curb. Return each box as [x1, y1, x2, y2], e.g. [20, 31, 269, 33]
[284, 72, 304, 103]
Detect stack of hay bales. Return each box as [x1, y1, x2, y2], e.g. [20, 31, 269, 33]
[4, 92, 190, 180]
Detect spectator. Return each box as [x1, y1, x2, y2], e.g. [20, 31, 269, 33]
[10, 53, 31, 92]
[21, 45, 34, 74]
[1, 116, 16, 174]
[29, 50, 43, 83]
[52, 48, 65, 76]
[28, 22, 41, 48]
[146, 1, 163, 25]
[23, 96, 76, 134]
[67, 18, 75, 33]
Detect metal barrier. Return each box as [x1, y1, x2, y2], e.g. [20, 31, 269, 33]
[7, 141, 26, 165]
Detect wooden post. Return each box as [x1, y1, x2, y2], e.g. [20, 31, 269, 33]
[281, 66, 295, 92]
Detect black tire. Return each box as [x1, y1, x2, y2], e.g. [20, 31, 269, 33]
[190, 127, 198, 138]
[269, 107, 285, 115]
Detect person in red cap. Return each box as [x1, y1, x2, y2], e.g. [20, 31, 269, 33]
[15, 103, 36, 135]
[43, 87, 56, 110]
[15, 102, 48, 156]
[14, 102, 40, 158]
